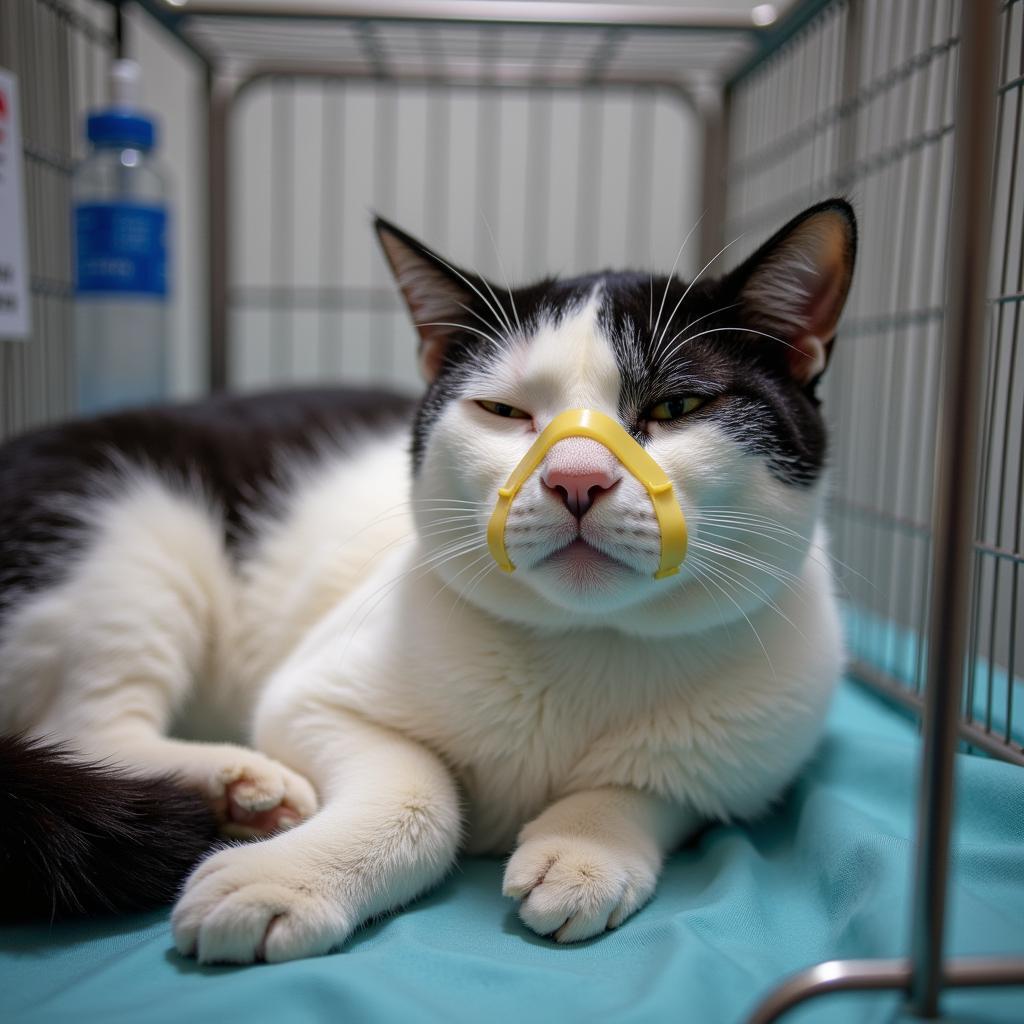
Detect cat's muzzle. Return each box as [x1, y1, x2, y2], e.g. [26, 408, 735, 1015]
[486, 408, 688, 580]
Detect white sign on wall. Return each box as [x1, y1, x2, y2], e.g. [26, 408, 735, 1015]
[0, 68, 31, 340]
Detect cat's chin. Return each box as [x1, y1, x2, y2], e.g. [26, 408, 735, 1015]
[519, 539, 650, 612]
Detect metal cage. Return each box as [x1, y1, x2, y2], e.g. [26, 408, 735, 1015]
[2, 0, 1023, 1019]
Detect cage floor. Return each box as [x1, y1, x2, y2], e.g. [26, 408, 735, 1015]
[2, 680, 1022, 1024]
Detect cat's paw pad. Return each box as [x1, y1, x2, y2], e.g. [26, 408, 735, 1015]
[188, 745, 318, 838]
[172, 843, 353, 964]
[502, 836, 655, 943]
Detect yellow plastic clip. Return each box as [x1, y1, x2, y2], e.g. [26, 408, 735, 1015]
[486, 408, 688, 580]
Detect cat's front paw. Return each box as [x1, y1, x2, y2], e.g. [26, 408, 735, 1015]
[502, 835, 658, 943]
[178, 743, 319, 838]
[172, 840, 354, 964]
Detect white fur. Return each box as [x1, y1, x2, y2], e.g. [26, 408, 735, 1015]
[0, 298, 843, 962]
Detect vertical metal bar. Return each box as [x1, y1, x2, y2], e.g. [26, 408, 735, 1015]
[372, 82, 397, 381]
[524, 85, 552, 273]
[875, 0, 919, 680]
[966, 13, 1015, 728]
[625, 86, 653, 267]
[907, 1, 999, 1016]
[698, 87, 728, 269]
[1003, 19, 1024, 744]
[318, 81, 342, 377]
[475, 27, 500, 273]
[574, 86, 602, 269]
[834, 0, 862, 192]
[424, 78, 450, 251]
[56, 0, 72, 422]
[908, 1, 951, 693]
[207, 70, 233, 393]
[270, 82, 293, 382]
[834, 0, 863, 652]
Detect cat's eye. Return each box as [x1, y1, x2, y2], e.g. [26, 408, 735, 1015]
[476, 400, 531, 420]
[646, 396, 707, 422]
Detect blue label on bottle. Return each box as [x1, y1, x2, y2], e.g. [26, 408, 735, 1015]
[75, 203, 168, 297]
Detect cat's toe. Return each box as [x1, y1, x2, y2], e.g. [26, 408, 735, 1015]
[193, 746, 318, 838]
[172, 844, 351, 964]
[503, 837, 654, 943]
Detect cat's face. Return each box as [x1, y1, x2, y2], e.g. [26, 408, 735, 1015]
[379, 201, 856, 635]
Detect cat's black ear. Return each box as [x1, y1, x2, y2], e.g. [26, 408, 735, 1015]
[375, 217, 484, 381]
[727, 199, 856, 385]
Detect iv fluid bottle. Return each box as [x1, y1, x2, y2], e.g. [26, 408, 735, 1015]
[73, 60, 169, 414]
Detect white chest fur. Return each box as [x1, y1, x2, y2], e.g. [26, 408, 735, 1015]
[252, 522, 842, 853]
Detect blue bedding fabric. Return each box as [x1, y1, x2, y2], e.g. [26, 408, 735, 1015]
[2, 680, 1022, 1024]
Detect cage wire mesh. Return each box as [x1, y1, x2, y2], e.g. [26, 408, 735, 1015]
[727, 0, 1024, 764]
[229, 75, 700, 393]
[0, 0, 115, 443]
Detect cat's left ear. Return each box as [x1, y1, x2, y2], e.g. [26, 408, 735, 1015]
[375, 217, 484, 381]
[727, 199, 857, 386]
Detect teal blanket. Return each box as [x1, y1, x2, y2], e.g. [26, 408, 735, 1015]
[2, 682, 1022, 1024]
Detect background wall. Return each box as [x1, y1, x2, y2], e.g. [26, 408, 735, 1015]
[230, 79, 702, 394]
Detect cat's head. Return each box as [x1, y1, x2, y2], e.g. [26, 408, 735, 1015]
[377, 200, 856, 635]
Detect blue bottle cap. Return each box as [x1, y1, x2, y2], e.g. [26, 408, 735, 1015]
[87, 109, 157, 151]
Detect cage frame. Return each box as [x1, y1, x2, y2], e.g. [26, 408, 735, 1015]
[9, 0, 1024, 1018]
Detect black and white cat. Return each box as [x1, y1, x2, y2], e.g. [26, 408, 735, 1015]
[0, 199, 855, 963]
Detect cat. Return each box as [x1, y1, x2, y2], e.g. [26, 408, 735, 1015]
[0, 198, 856, 963]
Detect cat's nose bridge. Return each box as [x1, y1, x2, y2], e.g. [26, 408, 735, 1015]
[540, 437, 623, 518]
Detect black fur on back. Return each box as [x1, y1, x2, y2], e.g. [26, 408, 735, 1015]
[0, 386, 415, 626]
[0, 734, 220, 922]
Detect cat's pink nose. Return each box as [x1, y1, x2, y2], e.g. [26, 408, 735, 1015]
[541, 437, 621, 519]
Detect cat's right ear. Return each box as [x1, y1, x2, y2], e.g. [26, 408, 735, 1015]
[375, 217, 481, 381]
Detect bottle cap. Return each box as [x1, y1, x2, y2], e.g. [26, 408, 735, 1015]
[86, 60, 157, 150]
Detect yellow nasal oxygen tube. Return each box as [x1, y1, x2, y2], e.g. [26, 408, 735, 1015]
[486, 408, 688, 580]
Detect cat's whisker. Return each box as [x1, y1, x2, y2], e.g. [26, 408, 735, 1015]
[482, 213, 524, 340]
[677, 558, 735, 639]
[475, 260, 519, 344]
[338, 536, 489, 651]
[691, 517, 812, 546]
[661, 324, 802, 366]
[693, 525, 858, 597]
[437, 551, 497, 626]
[416, 320, 505, 351]
[692, 514, 874, 590]
[343, 520, 484, 584]
[693, 547, 810, 610]
[327, 507, 482, 562]
[696, 553, 810, 645]
[685, 554, 775, 676]
[651, 212, 705, 346]
[696, 524, 829, 574]
[690, 540, 811, 612]
[421, 249, 515, 339]
[460, 560, 496, 610]
[691, 536, 802, 582]
[648, 301, 740, 366]
[651, 236, 743, 357]
[450, 299, 515, 350]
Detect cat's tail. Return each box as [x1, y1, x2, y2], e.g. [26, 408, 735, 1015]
[0, 733, 219, 922]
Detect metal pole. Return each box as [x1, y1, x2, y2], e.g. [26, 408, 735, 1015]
[747, 957, 1024, 1024]
[907, 1, 1000, 1016]
[206, 70, 234, 392]
[697, 84, 727, 269]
